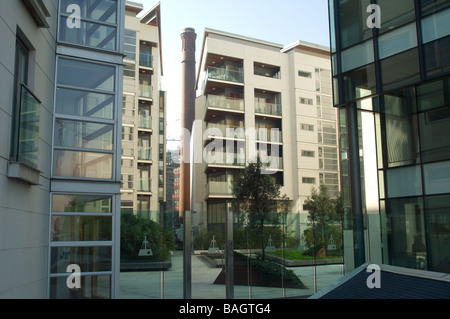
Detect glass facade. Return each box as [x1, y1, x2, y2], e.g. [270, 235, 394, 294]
[49, 0, 123, 299]
[329, 0, 450, 274]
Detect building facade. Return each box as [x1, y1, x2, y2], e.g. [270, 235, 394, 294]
[0, 0, 56, 298]
[328, 0, 450, 273]
[0, 0, 126, 299]
[192, 29, 340, 238]
[121, 2, 166, 218]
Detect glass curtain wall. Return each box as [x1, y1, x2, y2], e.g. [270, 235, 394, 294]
[50, 0, 122, 299]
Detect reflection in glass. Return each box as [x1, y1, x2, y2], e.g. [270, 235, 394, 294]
[53, 150, 113, 179]
[385, 197, 426, 270]
[338, 0, 372, 49]
[54, 119, 113, 151]
[50, 246, 112, 273]
[57, 58, 115, 92]
[17, 85, 40, 168]
[52, 194, 112, 213]
[425, 195, 450, 273]
[343, 64, 376, 102]
[378, 23, 417, 59]
[381, 48, 420, 91]
[56, 88, 114, 119]
[51, 215, 112, 241]
[50, 275, 111, 299]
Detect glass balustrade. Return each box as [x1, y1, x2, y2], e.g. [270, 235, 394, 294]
[206, 94, 244, 112]
[206, 66, 244, 84]
[255, 101, 282, 116]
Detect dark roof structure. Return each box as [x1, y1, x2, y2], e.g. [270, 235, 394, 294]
[309, 263, 450, 299]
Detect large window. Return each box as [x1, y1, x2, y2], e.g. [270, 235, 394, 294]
[53, 57, 117, 180]
[58, 0, 118, 51]
[49, 194, 113, 299]
[10, 37, 41, 170]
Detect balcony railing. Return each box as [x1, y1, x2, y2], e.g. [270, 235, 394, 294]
[205, 152, 246, 167]
[139, 84, 153, 99]
[256, 128, 283, 143]
[206, 66, 244, 84]
[138, 115, 152, 129]
[206, 94, 244, 112]
[138, 147, 151, 161]
[206, 123, 245, 139]
[17, 84, 40, 169]
[260, 156, 284, 170]
[137, 178, 151, 192]
[205, 181, 234, 197]
[254, 101, 282, 116]
[139, 52, 153, 68]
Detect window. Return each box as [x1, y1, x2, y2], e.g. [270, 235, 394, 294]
[301, 150, 315, 157]
[300, 124, 314, 131]
[58, 0, 118, 51]
[302, 177, 316, 184]
[124, 29, 137, 60]
[298, 71, 312, 78]
[381, 49, 420, 91]
[338, 0, 372, 49]
[378, 23, 417, 59]
[341, 40, 374, 72]
[53, 57, 117, 180]
[10, 36, 41, 171]
[421, 7, 450, 44]
[300, 97, 313, 105]
[343, 63, 377, 102]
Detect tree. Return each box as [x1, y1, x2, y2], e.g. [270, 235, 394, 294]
[233, 157, 290, 260]
[303, 184, 343, 255]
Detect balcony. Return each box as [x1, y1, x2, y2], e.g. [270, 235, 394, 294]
[254, 101, 282, 117]
[138, 147, 152, 161]
[139, 51, 153, 68]
[205, 181, 234, 198]
[206, 123, 245, 140]
[256, 128, 283, 143]
[137, 178, 151, 192]
[139, 84, 153, 99]
[207, 66, 244, 84]
[206, 94, 244, 112]
[260, 156, 284, 170]
[205, 152, 246, 168]
[138, 115, 152, 130]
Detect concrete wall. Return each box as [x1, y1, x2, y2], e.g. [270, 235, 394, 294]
[0, 0, 57, 298]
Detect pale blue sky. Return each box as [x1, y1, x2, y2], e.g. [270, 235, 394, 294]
[138, 0, 331, 148]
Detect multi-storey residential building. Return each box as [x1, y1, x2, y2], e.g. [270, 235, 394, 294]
[121, 1, 166, 218]
[192, 29, 339, 238]
[0, 0, 125, 299]
[328, 0, 450, 274]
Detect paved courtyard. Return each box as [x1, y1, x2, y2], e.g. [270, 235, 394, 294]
[119, 251, 344, 299]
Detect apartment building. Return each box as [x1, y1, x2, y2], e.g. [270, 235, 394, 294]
[328, 0, 450, 274]
[192, 29, 339, 236]
[121, 1, 166, 218]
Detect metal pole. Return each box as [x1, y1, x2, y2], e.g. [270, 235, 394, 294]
[183, 210, 192, 299]
[346, 103, 365, 268]
[225, 202, 234, 299]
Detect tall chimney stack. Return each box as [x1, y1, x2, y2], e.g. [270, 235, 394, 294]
[180, 28, 196, 213]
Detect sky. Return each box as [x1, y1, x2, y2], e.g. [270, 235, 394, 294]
[138, 0, 331, 150]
